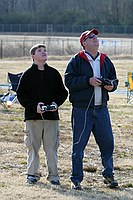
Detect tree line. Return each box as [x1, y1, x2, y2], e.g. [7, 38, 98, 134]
[0, 0, 133, 26]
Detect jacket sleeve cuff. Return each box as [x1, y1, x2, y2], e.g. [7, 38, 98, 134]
[86, 77, 91, 85]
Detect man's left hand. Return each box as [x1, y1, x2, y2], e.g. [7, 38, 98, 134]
[104, 85, 113, 91]
[50, 102, 58, 112]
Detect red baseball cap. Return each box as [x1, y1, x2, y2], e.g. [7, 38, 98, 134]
[79, 29, 99, 46]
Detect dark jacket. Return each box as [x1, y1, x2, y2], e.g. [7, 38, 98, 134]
[17, 63, 68, 121]
[64, 51, 118, 108]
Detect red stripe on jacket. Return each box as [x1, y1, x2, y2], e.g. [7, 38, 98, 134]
[78, 51, 106, 71]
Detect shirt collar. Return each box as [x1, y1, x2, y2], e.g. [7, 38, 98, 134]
[85, 51, 100, 61]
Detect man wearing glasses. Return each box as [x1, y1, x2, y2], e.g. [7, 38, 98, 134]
[64, 29, 119, 190]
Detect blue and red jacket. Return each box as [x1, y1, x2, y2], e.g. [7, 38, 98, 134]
[64, 51, 118, 108]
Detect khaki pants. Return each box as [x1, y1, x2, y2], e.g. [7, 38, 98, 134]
[24, 120, 60, 181]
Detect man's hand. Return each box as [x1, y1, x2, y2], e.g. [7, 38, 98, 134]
[89, 77, 102, 87]
[37, 102, 45, 113]
[50, 102, 58, 112]
[104, 85, 114, 91]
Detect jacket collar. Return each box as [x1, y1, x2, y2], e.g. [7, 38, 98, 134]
[31, 63, 48, 70]
[78, 50, 107, 70]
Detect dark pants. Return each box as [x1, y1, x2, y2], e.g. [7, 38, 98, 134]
[70, 106, 114, 183]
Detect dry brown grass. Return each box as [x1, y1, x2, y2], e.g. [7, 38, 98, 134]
[0, 58, 133, 200]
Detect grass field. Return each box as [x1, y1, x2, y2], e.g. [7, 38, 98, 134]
[0, 57, 133, 200]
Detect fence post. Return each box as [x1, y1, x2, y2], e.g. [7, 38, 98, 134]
[61, 40, 64, 55]
[22, 40, 25, 57]
[131, 41, 133, 54]
[114, 41, 117, 55]
[0, 40, 3, 59]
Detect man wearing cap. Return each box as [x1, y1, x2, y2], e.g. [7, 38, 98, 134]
[64, 29, 118, 190]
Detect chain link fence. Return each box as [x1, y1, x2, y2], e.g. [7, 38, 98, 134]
[0, 37, 133, 58]
[0, 24, 133, 34]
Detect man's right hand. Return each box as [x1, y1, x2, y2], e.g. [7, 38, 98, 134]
[37, 102, 45, 113]
[89, 77, 102, 86]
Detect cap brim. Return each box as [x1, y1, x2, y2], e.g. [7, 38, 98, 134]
[87, 29, 99, 36]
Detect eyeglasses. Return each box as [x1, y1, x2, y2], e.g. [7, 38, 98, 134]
[84, 34, 97, 40]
